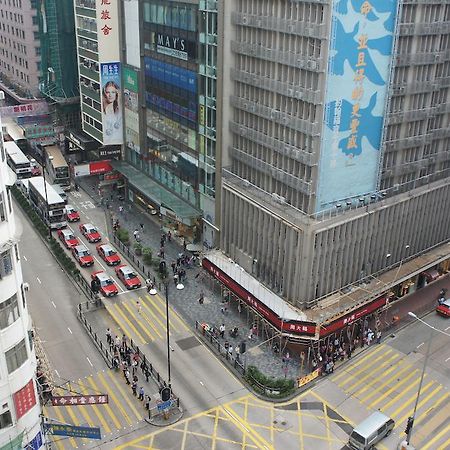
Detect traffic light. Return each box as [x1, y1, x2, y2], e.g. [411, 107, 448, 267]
[160, 386, 171, 402]
[405, 416, 414, 435]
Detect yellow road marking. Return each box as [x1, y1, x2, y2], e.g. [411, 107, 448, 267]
[421, 423, 450, 450]
[395, 384, 442, 424]
[44, 406, 73, 449]
[211, 407, 220, 450]
[383, 379, 432, 413]
[298, 399, 304, 449]
[338, 349, 393, 387]
[150, 293, 189, 332]
[122, 300, 155, 341]
[438, 437, 450, 450]
[344, 353, 399, 393]
[180, 419, 189, 450]
[103, 370, 142, 421]
[71, 383, 95, 428]
[331, 344, 387, 382]
[137, 296, 164, 338]
[359, 361, 414, 403]
[369, 369, 419, 408]
[78, 379, 111, 434]
[113, 303, 147, 344]
[87, 374, 122, 429]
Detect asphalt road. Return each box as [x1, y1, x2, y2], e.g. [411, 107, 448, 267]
[16, 205, 108, 383]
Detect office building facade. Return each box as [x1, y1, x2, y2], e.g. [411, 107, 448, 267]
[218, 0, 450, 317]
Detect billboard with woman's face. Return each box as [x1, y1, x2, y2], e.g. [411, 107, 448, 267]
[100, 62, 123, 145]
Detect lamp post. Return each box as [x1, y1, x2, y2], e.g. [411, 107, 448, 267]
[164, 282, 172, 388]
[406, 312, 434, 447]
[41, 156, 53, 239]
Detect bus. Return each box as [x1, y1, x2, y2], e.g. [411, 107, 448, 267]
[2, 122, 28, 152]
[43, 145, 70, 190]
[28, 177, 67, 230]
[4, 141, 32, 179]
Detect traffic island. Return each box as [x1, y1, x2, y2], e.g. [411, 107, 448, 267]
[145, 400, 183, 427]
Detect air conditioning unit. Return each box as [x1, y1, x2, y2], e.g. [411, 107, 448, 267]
[242, 16, 248, 25]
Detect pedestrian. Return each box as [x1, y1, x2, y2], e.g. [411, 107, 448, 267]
[119, 205, 124, 215]
[140, 223, 144, 231]
[171, 261, 176, 273]
[219, 323, 225, 339]
[144, 367, 150, 382]
[121, 334, 127, 350]
[228, 345, 233, 358]
[125, 369, 130, 385]
[160, 246, 165, 259]
[183, 239, 187, 251]
[138, 386, 145, 401]
[199, 291, 204, 304]
[136, 300, 141, 314]
[167, 231, 172, 242]
[173, 272, 179, 285]
[133, 229, 139, 240]
[237, 303, 242, 314]
[132, 360, 138, 376]
[376, 330, 382, 344]
[235, 345, 240, 362]
[145, 395, 151, 410]
[132, 380, 137, 396]
[106, 328, 112, 345]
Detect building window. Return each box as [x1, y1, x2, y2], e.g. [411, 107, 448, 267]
[0, 250, 13, 278]
[0, 410, 12, 430]
[5, 339, 27, 373]
[0, 192, 6, 221]
[0, 293, 20, 329]
[32, 15, 38, 25]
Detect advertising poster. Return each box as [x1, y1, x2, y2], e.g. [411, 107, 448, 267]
[316, 0, 398, 212]
[100, 62, 123, 145]
[13, 379, 37, 420]
[123, 66, 140, 153]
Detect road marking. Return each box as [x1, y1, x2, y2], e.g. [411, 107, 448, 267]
[199, 381, 204, 386]
[86, 357, 93, 367]
[36, 277, 41, 284]
[421, 423, 450, 450]
[67, 327, 72, 334]
[445, 326, 450, 331]
[417, 342, 424, 349]
[51, 301, 56, 308]
[45, 403, 77, 448]
[23, 255, 27, 261]
[446, 357, 450, 362]
[111, 303, 147, 344]
[133, 297, 163, 339]
[54, 369, 60, 378]
[122, 301, 154, 341]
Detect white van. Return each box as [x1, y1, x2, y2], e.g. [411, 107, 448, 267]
[52, 184, 68, 203]
[348, 411, 395, 450]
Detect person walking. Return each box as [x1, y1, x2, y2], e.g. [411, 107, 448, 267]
[121, 334, 127, 350]
[124, 369, 130, 385]
[136, 300, 141, 314]
[106, 328, 112, 345]
[139, 223, 144, 231]
[133, 229, 139, 241]
[132, 380, 137, 396]
[219, 323, 225, 339]
[171, 261, 176, 274]
[138, 386, 145, 401]
[183, 239, 187, 251]
[145, 395, 151, 410]
[376, 330, 382, 344]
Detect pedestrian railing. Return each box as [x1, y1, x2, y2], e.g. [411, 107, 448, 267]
[194, 321, 246, 375]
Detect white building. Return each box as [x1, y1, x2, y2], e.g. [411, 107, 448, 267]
[0, 109, 43, 448]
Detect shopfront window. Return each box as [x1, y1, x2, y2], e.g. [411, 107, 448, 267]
[144, 2, 197, 32]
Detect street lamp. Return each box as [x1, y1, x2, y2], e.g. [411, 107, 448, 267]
[41, 155, 53, 239]
[405, 311, 434, 447]
[164, 282, 172, 389]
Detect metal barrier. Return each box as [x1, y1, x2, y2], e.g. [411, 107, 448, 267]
[194, 321, 246, 375]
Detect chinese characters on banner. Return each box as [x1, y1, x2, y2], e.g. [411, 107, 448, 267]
[346, 2, 372, 155]
[13, 379, 37, 420]
[51, 394, 109, 406]
[0, 102, 48, 118]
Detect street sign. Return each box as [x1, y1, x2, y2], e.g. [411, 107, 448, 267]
[157, 400, 173, 412]
[43, 423, 101, 440]
[51, 394, 108, 406]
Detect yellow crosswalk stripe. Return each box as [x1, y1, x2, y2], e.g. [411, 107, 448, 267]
[414, 394, 449, 431]
[86, 374, 122, 430]
[101, 370, 142, 422]
[148, 293, 189, 332]
[107, 303, 133, 337]
[96, 371, 134, 426]
[332, 344, 387, 382]
[384, 379, 433, 413]
[122, 300, 155, 341]
[344, 353, 399, 393]
[395, 384, 442, 424]
[138, 295, 166, 334]
[44, 406, 72, 449]
[338, 349, 393, 388]
[359, 361, 414, 403]
[78, 379, 111, 434]
[422, 423, 450, 450]
[438, 437, 450, 450]
[70, 381, 96, 429]
[369, 368, 419, 408]
[113, 303, 147, 344]
[144, 293, 181, 333]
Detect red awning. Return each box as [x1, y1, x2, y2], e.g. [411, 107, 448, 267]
[423, 269, 440, 281]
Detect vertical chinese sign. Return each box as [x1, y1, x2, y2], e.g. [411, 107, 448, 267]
[96, 0, 123, 145]
[316, 0, 398, 212]
[123, 67, 140, 153]
[13, 379, 37, 420]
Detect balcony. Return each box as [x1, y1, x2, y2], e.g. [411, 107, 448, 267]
[388, 107, 437, 124]
[396, 50, 449, 66]
[399, 21, 450, 35]
[77, 27, 97, 41]
[79, 65, 99, 82]
[80, 84, 101, 101]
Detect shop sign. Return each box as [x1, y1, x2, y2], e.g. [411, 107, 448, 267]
[297, 369, 320, 388]
[13, 379, 36, 420]
[0, 101, 48, 118]
[69, 132, 83, 149]
[99, 147, 121, 157]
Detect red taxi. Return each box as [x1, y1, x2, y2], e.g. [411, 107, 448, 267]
[96, 244, 121, 266]
[91, 271, 119, 297]
[57, 229, 80, 249]
[436, 299, 450, 317]
[72, 244, 94, 267]
[115, 264, 141, 290]
[79, 223, 101, 243]
[66, 205, 80, 222]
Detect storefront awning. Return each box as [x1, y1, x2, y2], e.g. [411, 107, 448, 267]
[422, 269, 440, 282]
[110, 161, 201, 222]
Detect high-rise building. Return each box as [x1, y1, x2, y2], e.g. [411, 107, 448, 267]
[215, 0, 450, 331]
[0, 0, 42, 100]
[0, 98, 43, 449]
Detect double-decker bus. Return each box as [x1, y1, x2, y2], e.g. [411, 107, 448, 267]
[4, 141, 32, 179]
[43, 145, 70, 190]
[2, 122, 28, 152]
[28, 177, 67, 230]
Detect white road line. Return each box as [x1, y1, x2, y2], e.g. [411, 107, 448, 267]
[445, 326, 450, 331]
[23, 255, 27, 261]
[55, 369, 60, 378]
[417, 342, 424, 349]
[51, 301, 57, 308]
[67, 327, 73, 334]
[36, 277, 41, 284]
[199, 381, 204, 386]
[86, 357, 93, 367]
[445, 357, 450, 362]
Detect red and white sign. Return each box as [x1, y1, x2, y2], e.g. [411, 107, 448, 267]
[13, 379, 37, 420]
[73, 160, 113, 177]
[96, 0, 120, 61]
[0, 101, 48, 118]
[51, 394, 109, 406]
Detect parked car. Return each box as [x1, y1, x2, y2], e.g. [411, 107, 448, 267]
[115, 264, 141, 289]
[57, 229, 80, 249]
[71, 244, 94, 267]
[79, 223, 101, 243]
[436, 298, 450, 317]
[91, 271, 118, 297]
[96, 243, 121, 266]
[65, 205, 80, 222]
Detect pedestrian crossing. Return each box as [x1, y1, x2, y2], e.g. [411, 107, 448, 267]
[330, 344, 450, 449]
[104, 293, 189, 345]
[43, 369, 154, 449]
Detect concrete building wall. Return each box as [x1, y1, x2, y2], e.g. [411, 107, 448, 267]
[0, 0, 41, 97]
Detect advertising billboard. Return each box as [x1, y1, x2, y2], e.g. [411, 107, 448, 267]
[123, 66, 140, 153]
[100, 62, 123, 145]
[316, 0, 398, 212]
[149, 32, 197, 61]
[13, 379, 37, 420]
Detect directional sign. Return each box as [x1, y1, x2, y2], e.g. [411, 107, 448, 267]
[157, 399, 173, 412]
[43, 423, 101, 440]
[51, 394, 108, 406]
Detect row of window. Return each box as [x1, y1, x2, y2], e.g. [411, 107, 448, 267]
[0, 22, 26, 39]
[0, 47, 30, 69]
[0, 60, 32, 83]
[0, 9, 23, 23]
[0, 34, 28, 54]
[0, 0, 23, 7]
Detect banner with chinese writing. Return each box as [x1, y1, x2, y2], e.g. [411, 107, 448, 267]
[96, 0, 120, 62]
[316, 0, 398, 212]
[13, 379, 37, 420]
